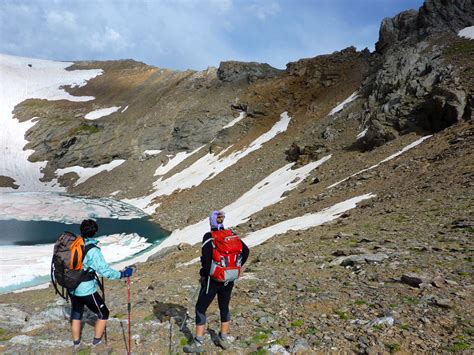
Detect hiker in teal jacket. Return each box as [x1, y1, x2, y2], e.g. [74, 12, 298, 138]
[69, 219, 133, 351]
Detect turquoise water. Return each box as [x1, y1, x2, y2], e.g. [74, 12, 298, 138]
[0, 217, 169, 246]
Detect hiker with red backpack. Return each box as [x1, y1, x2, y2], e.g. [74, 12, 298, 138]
[184, 211, 249, 353]
[52, 219, 134, 352]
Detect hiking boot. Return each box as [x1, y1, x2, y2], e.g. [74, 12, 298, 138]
[72, 342, 88, 353]
[90, 341, 113, 354]
[215, 333, 230, 350]
[183, 338, 205, 353]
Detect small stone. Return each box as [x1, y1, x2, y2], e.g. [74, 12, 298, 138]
[401, 273, 431, 288]
[432, 298, 454, 309]
[431, 276, 445, 288]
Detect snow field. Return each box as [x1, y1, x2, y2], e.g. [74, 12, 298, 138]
[124, 112, 292, 213]
[0, 54, 102, 191]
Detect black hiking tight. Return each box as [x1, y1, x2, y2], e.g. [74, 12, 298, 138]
[70, 292, 110, 321]
[195, 277, 234, 325]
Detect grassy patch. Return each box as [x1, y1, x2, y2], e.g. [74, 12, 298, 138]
[70, 124, 101, 135]
[251, 350, 268, 355]
[385, 343, 401, 353]
[0, 328, 12, 341]
[143, 314, 155, 321]
[247, 329, 271, 346]
[290, 319, 304, 327]
[304, 327, 318, 335]
[354, 299, 368, 305]
[445, 341, 470, 352]
[398, 323, 411, 331]
[402, 296, 419, 305]
[180, 337, 188, 346]
[335, 310, 350, 320]
[113, 312, 126, 319]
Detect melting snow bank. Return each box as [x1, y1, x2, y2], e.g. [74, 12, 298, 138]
[0, 192, 146, 223]
[56, 159, 126, 186]
[0, 233, 150, 292]
[84, 106, 121, 120]
[223, 111, 246, 129]
[244, 194, 374, 247]
[458, 26, 474, 40]
[122, 155, 331, 266]
[0, 54, 102, 192]
[125, 112, 292, 213]
[181, 193, 375, 266]
[329, 91, 359, 116]
[327, 135, 432, 189]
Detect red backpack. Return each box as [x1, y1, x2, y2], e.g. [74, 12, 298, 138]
[207, 229, 243, 283]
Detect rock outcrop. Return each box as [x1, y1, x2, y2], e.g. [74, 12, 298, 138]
[360, 0, 474, 149]
[217, 61, 283, 83]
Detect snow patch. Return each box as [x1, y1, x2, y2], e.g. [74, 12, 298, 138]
[154, 147, 203, 177]
[223, 111, 246, 129]
[0, 54, 102, 191]
[181, 193, 374, 267]
[143, 150, 162, 156]
[244, 194, 374, 247]
[56, 159, 126, 186]
[121, 105, 129, 113]
[356, 128, 368, 140]
[125, 112, 292, 213]
[458, 26, 474, 40]
[327, 135, 432, 189]
[84, 106, 120, 120]
[329, 91, 358, 116]
[123, 155, 330, 265]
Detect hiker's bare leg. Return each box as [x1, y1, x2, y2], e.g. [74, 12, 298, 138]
[220, 321, 230, 334]
[94, 319, 107, 339]
[196, 324, 205, 337]
[71, 319, 81, 341]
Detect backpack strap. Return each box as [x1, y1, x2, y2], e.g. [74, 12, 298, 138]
[202, 238, 213, 248]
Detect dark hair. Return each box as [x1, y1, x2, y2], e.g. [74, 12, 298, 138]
[80, 219, 98, 238]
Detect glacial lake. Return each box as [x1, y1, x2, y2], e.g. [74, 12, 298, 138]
[0, 192, 169, 293]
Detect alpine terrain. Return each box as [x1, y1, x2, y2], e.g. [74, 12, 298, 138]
[0, 0, 473, 353]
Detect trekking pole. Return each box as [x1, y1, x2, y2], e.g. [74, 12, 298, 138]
[180, 281, 201, 331]
[127, 275, 132, 355]
[100, 276, 108, 344]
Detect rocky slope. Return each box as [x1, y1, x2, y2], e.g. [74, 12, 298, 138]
[0, 0, 473, 353]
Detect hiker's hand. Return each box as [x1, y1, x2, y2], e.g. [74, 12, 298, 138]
[121, 266, 133, 278]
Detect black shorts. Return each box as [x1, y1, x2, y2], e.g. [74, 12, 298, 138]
[70, 292, 110, 320]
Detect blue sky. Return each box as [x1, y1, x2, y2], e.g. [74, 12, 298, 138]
[0, 0, 424, 70]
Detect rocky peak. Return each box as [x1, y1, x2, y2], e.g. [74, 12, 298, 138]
[376, 0, 474, 54]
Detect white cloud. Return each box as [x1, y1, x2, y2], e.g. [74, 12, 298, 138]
[46, 10, 78, 30]
[248, 2, 280, 20]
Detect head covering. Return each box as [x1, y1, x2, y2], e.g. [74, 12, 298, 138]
[80, 219, 98, 238]
[209, 210, 225, 230]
